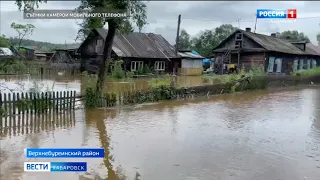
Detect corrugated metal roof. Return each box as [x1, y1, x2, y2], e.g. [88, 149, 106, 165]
[306, 43, 320, 55]
[95, 28, 179, 59]
[178, 51, 204, 59]
[241, 30, 307, 55]
[213, 29, 316, 55]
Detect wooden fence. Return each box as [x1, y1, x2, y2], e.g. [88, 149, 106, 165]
[0, 90, 77, 117]
[0, 110, 75, 137]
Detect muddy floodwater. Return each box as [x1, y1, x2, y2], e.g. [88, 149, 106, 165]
[0, 75, 320, 180]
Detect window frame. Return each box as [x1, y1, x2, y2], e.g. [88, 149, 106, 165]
[131, 61, 143, 71]
[154, 61, 165, 71]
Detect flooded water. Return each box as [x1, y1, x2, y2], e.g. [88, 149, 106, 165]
[0, 74, 207, 94]
[1, 86, 319, 180]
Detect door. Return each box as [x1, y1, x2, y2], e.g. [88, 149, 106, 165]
[173, 62, 179, 75]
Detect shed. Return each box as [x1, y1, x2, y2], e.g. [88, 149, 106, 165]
[178, 50, 204, 75]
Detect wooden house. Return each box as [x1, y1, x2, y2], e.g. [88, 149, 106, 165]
[47, 49, 80, 70]
[78, 28, 181, 74]
[178, 50, 204, 75]
[212, 27, 320, 74]
[14, 46, 35, 60]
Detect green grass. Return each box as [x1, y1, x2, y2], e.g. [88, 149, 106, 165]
[201, 65, 266, 84]
[294, 67, 320, 77]
[149, 74, 173, 88]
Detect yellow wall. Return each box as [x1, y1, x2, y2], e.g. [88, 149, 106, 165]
[178, 68, 203, 76]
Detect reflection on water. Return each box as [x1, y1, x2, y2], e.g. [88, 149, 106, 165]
[0, 87, 320, 180]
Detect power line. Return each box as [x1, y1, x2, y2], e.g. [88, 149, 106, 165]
[154, 16, 320, 23]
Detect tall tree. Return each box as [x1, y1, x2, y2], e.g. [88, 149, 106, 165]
[276, 30, 310, 42]
[178, 29, 192, 50]
[15, 0, 147, 94]
[191, 29, 217, 57]
[190, 24, 237, 57]
[317, 32, 320, 45]
[213, 24, 238, 44]
[10, 22, 35, 47]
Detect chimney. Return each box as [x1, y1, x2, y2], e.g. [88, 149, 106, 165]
[245, 27, 251, 32]
[271, 33, 276, 37]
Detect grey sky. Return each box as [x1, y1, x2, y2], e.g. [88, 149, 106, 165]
[0, 1, 319, 45]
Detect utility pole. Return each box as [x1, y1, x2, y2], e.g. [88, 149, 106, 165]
[237, 19, 241, 28]
[175, 14, 181, 56]
[254, 14, 258, 33]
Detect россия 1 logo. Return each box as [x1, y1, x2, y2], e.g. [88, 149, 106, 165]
[256, 9, 297, 19]
[256, 9, 297, 24]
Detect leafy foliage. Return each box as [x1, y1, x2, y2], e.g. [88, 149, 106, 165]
[0, 35, 10, 47]
[276, 30, 310, 42]
[317, 32, 320, 45]
[179, 24, 238, 57]
[10, 22, 35, 47]
[294, 67, 320, 77]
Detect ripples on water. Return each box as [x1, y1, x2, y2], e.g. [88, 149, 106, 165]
[0, 88, 319, 180]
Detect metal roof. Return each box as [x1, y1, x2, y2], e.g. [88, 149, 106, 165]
[306, 43, 320, 55]
[95, 28, 179, 59]
[214, 29, 316, 55]
[178, 51, 204, 59]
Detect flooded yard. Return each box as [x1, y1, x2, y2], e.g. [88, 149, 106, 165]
[0, 79, 319, 180]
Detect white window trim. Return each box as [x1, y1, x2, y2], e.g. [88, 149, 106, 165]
[275, 58, 282, 73]
[131, 61, 143, 71]
[267, 57, 275, 72]
[155, 61, 165, 71]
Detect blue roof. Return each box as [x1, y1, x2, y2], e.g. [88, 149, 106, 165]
[14, 45, 34, 50]
[191, 50, 200, 55]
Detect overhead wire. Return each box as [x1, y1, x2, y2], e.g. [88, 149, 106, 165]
[153, 16, 320, 23]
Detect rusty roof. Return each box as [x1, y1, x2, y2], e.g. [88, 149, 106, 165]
[213, 29, 317, 56]
[95, 28, 179, 59]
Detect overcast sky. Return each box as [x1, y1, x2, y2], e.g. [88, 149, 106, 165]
[0, 1, 319, 45]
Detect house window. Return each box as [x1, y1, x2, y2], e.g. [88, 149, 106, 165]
[267, 57, 275, 72]
[155, 61, 165, 71]
[299, 59, 304, 70]
[275, 58, 282, 73]
[131, 61, 143, 71]
[307, 60, 311, 69]
[312, 60, 317, 68]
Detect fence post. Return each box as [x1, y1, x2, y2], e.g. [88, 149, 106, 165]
[73, 90, 76, 109]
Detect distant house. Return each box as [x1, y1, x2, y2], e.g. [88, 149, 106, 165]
[178, 50, 204, 75]
[48, 48, 80, 69]
[14, 46, 35, 60]
[212, 27, 320, 74]
[78, 28, 181, 74]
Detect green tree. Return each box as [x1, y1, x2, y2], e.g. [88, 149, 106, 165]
[15, 0, 147, 93]
[213, 24, 238, 44]
[178, 29, 192, 50]
[0, 35, 10, 47]
[10, 22, 35, 47]
[191, 29, 217, 57]
[119, 19, 134, 34]
[317, 32, 320, 45]
[190, 24, 237, 57]
[276, 30, 310, 42]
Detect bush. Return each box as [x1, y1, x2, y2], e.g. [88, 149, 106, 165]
[111, 60, 126, 79]
[294, 67, 320, 77]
